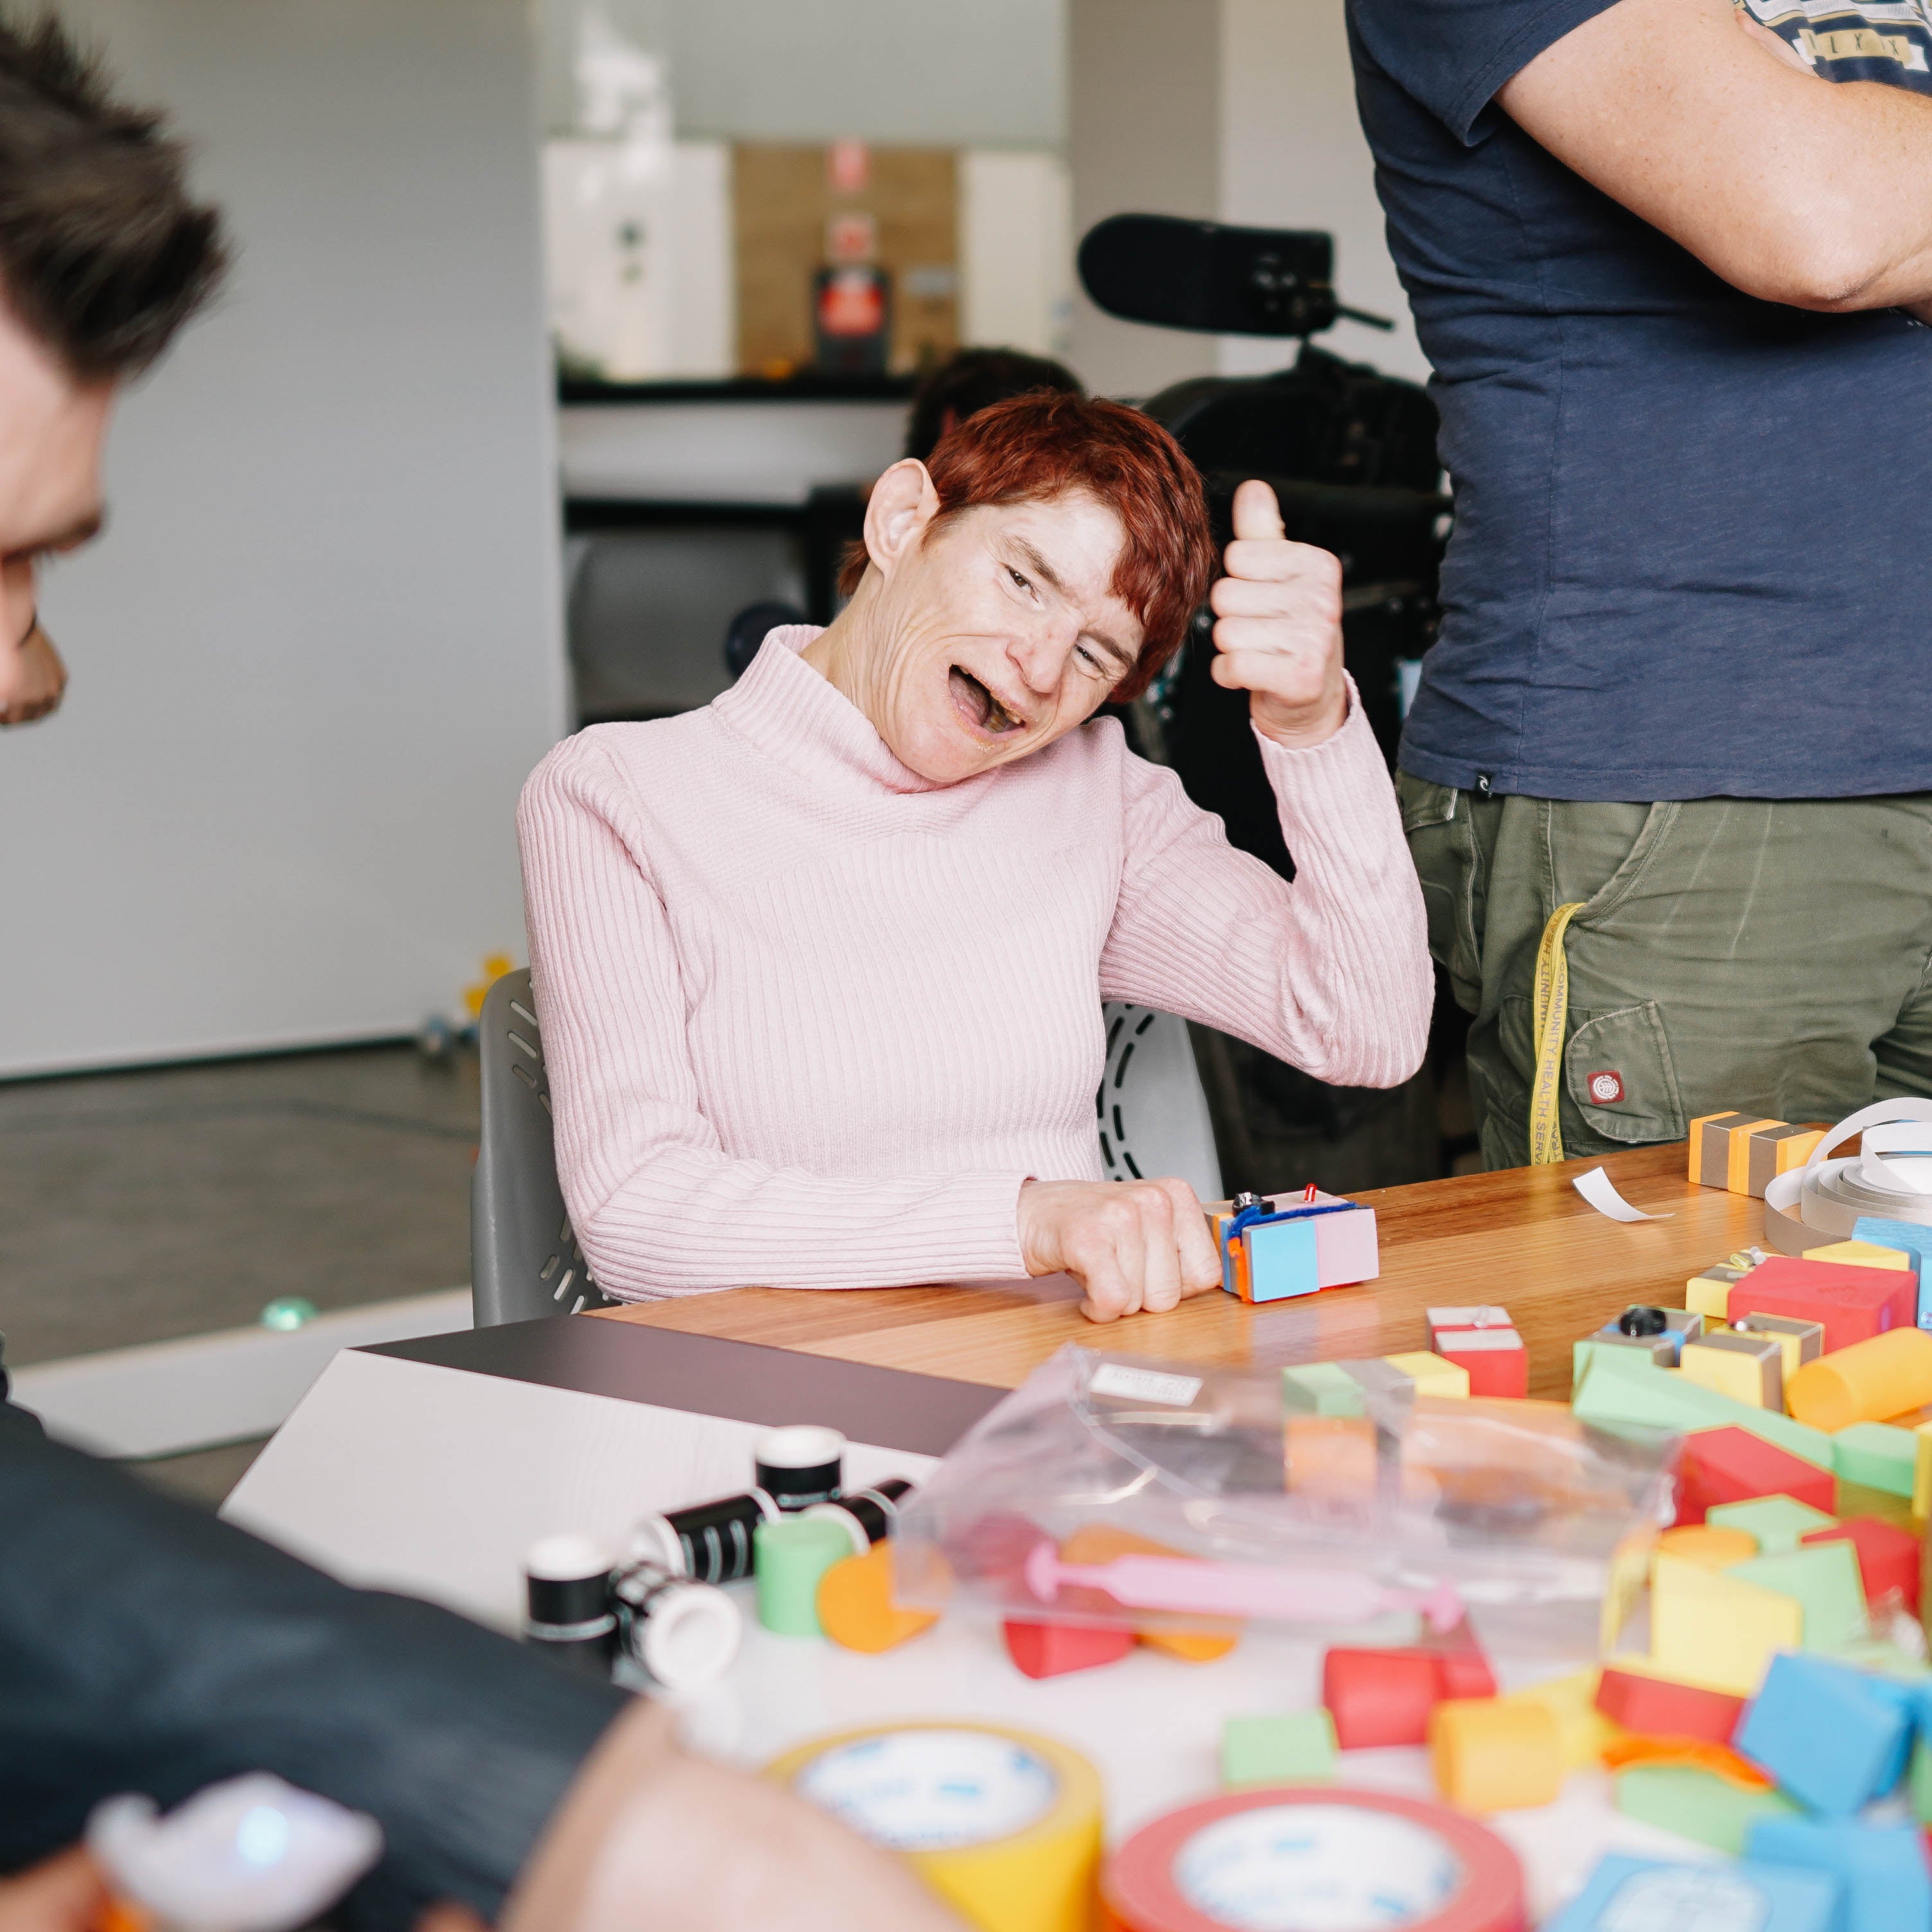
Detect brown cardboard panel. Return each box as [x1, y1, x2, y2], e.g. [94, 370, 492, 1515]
[733, 143, 958, 377]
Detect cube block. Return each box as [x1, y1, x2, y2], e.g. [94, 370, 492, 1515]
[1852, 1215, 1932, 1329]
[1682, 1330, 1785, 1409]
[1832, 1421, 1918, 1498]
[1242, 1215, 1319, 1301]
[1707, 1495, 1838, 1555]
[1613, 1762, 1798, 1855]
[1544, 1852, 1838, 1932]
[1732, 1541, 1868, 1652]
[1735, 1652, 1913, 1814]
[1727, 1254, 1917, 1353]
[1689, 1112, 1824, 1196]
[1321, 1646, 1445, 1748]
[1280, 1361, 1364, 1417]
[1432, 1326, 1528, 1398]
[1596, 1664, 1747, 1743]
[1220, 1710, 1337, 1787]
[1381, 1350, 1469, 1399]
[1802, 1518, 1922, 1616]
[1651, 1550, 1804, 1695]
[1736, 1313, 1827, 1382]
[1505, 1667, 1623, 1770]
[1001, 1618, 1133, 1680]
[1744, 1817, 1931, 1932]
[1690, 1261, 1756, 1319]
[1427, 1696, 1562, 1812]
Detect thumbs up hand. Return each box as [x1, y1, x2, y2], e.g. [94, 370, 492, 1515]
[1209, 478, 1349, 749]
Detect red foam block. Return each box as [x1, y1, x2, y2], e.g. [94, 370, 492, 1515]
[1322, 1647, 1448, 1748]
[1596, 1665, 1746, 1744]
[1001, 1618, 1133, 1680]
[1674, 1425, 1836, 1527]
[1727, 1255, 1916, 1353]
[1802, 1517, 1922, 1616]
[1434, 1331, 1529, 1400]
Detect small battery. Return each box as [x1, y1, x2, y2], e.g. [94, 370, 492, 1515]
[633, 1488, 779, 1585]
[754, 1424, 847, 1512]
[523, 1533, 617, 1676]
[802, 1477, 915, 1554]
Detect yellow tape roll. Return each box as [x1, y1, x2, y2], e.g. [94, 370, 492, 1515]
[768, 1721, 1103, 1932]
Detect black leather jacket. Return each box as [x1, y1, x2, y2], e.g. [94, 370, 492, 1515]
[0, 1387, 626, 1929]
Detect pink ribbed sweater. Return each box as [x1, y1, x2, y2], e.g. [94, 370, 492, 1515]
[518, 627, 1430, 1301]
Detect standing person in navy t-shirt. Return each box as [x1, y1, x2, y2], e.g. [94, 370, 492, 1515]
[1351, 0, 1932, 1169]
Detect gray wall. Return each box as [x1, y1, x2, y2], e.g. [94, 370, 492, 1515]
[1, 0, 568, 1075]
[542, 0, 1067, 146]
[1067, 0, 1222, 398]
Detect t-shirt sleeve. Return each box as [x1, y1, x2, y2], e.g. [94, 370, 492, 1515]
[1350, 0, 1626, 142]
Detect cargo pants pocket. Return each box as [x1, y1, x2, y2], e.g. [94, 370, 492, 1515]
[1398, 773, 1484, 1012]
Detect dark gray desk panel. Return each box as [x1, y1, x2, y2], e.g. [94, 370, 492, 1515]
[362, 1318, 1004, 1459]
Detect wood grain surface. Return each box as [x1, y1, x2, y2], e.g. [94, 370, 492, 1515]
[592, 1142, 1765, 1399]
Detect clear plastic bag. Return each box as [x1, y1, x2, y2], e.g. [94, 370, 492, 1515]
[893, 1346, 1677, 1662]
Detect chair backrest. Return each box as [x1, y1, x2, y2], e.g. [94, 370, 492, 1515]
[1097, 1002, 1224, 1204]
[471, 970, 615, 1326]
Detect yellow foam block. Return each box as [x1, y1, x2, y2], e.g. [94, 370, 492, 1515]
[1807, 1240, 1914, 1272]
[1687, 1267, 1750, 1320]
[1915, 1423, 1932, 1520]
[1383, 1351, 1470, 1399]
[1502, 1667, 1624, 1771]
[1649, 1550, 1804, 1696]
[1679, 1333, 1782, 1409]
[1428, 1698, 1563, 1812]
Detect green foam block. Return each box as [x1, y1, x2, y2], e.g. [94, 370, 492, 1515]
[1707, 1494, 1838, 1554]
[753, 1516, 850, 1638]
[1913, 1737, 1932, 1827]
[1571, 1355, 1834, 1466]
[1221, 1710, 1337, 1787]
[1732, 1540, 1868, 1652]
[1572, 1337, 1670, 1392]
[1832, 1421, 1917, 1498]
[1281, 1361, 1366, 1417]
[1614, 1764, 1797, 1854]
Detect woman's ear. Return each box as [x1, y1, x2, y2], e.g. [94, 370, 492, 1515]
[861, 459, 940, 578]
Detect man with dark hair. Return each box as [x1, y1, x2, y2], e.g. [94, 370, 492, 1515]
[0, 10, 223, 726]
[0, 17, 958, 1931]
[902, 344, 1083, 462]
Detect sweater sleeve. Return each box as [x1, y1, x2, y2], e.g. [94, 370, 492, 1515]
[1099, 689, 1432, 1088]
[518, 739, 1030, 1299]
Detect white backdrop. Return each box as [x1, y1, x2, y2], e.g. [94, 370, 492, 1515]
[1, 0, 568, 1076]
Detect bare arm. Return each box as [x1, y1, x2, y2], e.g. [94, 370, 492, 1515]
[1498, 0, 1932, 310]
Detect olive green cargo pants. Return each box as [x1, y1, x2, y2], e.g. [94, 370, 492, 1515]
[1398, 776, 1932, 1170]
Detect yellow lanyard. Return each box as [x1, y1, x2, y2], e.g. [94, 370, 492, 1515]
[1528, 901, 1587, 1165]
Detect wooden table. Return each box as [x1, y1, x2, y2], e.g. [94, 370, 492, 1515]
[598, 1141, 1762, 1400]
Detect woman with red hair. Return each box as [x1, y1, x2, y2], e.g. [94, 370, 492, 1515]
[520, 394, 1430, 1321]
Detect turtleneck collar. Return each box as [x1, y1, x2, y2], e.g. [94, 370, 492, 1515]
[710, 623, 948, 796]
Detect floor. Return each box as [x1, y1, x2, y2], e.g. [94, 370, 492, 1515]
[1, 1041, 480, 1509]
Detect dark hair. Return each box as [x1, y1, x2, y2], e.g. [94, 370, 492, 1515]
[845, 391, 1215, 703]
[0, 12, 226, 381]
[904, 346, 1084, 461]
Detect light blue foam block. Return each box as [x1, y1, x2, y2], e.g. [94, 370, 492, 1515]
[1853, 1216, 1932, 1330]
[1746, 1818, 1932, 1932]
[1543, 1852, 1838, 1932]
[1243, 1216, 1319, 1302]
[1735, 1653, 1913, 1816]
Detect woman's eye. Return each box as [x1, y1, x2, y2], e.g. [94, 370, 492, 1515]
[1007, 566, 1031, 592]
[1075, 645, 1101, 672]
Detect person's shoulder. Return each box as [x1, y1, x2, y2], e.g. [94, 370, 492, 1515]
[522, 715, 719, 818]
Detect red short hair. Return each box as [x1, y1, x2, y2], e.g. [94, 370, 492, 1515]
[839, 391, 1213, 702]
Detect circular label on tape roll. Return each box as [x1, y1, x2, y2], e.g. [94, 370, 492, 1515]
[1104, 1788, 1523, 1932]
[1175, 1805, 1459, 1931]
[793, 1728, 1060, 1851]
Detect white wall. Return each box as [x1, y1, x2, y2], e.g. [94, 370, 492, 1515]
[1218, 0, 1427, 382]
[1, 0, 568, 1076]
[542, 0, 1067, 146]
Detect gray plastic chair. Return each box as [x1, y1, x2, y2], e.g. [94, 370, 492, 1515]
[471, 969, 615, 1326]
[471, 979, 1224, 1324]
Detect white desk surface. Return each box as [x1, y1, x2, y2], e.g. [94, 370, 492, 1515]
[229, 1338, 1725, 1926]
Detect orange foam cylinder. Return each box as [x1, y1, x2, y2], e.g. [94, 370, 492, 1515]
[816, 1541, 938, 1655]
[1655, 1524, 1758, 1568]
[1787, 1326, 1932, 1432]
[1428, 1697, 1563, 1813]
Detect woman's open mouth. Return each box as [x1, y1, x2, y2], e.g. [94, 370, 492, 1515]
[949, 665, 1026, 736]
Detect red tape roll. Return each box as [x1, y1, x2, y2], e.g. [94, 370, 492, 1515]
[1100, 1786, 1525, 1932]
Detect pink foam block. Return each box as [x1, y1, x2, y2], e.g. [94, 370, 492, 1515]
[1255, 1191, 1378, 1288]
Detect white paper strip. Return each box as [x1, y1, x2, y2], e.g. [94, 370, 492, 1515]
[1574, 1165, 1674, 1222]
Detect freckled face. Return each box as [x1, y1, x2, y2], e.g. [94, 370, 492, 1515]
[864, 492, 1145, 785]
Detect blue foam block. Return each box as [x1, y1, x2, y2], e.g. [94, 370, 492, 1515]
[1852, 1216, 1932, 1329]
[1243, 1216, 1319, 1303]
[1736, 1653, 1913, 1816]
[1747, 1818, 1932, 1932]
[1544, 1852, 1838, 1932]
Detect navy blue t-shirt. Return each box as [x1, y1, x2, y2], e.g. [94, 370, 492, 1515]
[1351, 0, 1932, 800]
